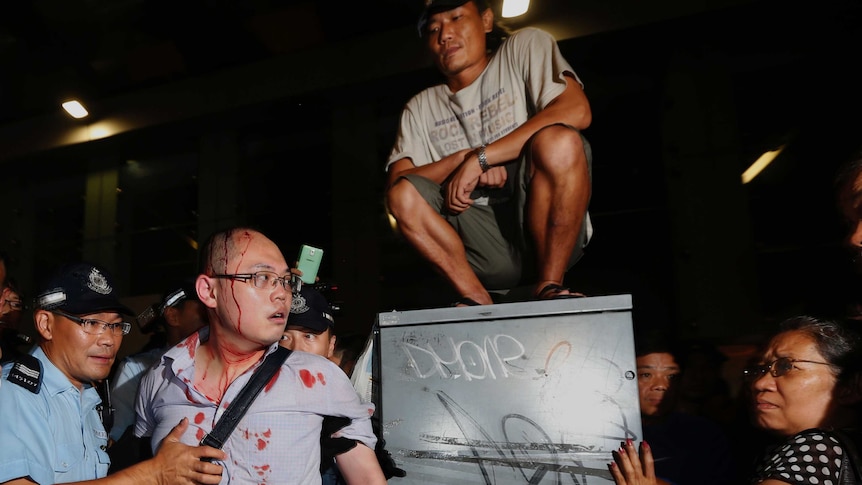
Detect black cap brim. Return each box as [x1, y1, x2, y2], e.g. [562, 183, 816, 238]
[286, 312, 332, 333]
[61, 297, 135, 317]
[417, 0, 472, 37]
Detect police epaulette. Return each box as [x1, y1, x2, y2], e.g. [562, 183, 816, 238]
[7, 353, 42, 394]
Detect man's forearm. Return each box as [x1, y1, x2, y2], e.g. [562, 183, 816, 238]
[386, 148, 471, 187]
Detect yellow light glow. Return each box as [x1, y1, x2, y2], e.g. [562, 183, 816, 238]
[502, 0, 529, 18]
[88, 122, 115, 140]
[387, 212, 399, 233]
[61, 100, 89, 119]
[741, 145, 784, 184]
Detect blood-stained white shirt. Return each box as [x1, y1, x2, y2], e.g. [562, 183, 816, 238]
[136, 327, 376, 485]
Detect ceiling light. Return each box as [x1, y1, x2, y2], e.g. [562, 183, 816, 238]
[502, 0, 530, 18]
[741, 145, 784, 184]
[61, 100, 89, 119]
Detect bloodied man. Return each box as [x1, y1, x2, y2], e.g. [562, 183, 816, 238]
[135, 227, 386, 484]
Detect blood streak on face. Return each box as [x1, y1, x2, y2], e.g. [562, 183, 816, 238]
[228, 231, 253, 335]
[299, 369, 316, 387]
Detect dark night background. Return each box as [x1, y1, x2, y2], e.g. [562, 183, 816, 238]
[1, 0, 861, 355]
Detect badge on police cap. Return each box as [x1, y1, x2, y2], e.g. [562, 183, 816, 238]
[87, 267, 112, 295]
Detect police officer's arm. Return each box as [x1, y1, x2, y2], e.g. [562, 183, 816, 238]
[102, 418, 225, 485]
[334, 443, 388, 485]
[1, 418, 226, 485]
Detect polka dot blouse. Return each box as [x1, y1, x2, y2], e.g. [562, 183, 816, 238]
[752, 429, 845, 485]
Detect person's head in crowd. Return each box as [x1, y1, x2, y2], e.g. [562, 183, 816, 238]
[33, 262, 134, 389]
[744, 315, 862, 437]
[282, 285, 336, 358]
[138, 278, 207, 347]
[330, 332, 367, 377]
[834, 150, 862, 320]
[634, 329, 683, 425]
[835, 149, 862, 250]
[196, 226, 294, 351]
[0, 277, 24, 329]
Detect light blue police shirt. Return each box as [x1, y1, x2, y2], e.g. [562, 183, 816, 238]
[0, 345, 110, 484]
[109, 346, 164, 441]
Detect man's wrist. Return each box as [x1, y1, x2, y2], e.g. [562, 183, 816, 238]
[475, 145, 490, 172]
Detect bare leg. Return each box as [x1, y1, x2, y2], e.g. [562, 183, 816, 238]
[527, 125, 591, 298]
[387, 179, 494, 305]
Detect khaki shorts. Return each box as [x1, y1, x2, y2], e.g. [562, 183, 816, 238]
[400, 124, 592, 290]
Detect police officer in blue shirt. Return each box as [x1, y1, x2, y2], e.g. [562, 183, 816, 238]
[0, 261, 226, 485]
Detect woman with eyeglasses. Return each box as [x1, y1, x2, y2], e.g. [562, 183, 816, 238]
[610, 315, 862, 485]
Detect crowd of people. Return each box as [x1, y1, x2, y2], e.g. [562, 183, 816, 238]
[613, 315, 862, 485]
[0, 0, 861, 484]
[606, 150, 862, 484]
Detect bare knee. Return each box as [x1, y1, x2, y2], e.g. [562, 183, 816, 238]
[385, 177, 424, 221]
[529, 125, 587, 175]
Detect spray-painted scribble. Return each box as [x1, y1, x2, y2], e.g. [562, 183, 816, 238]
[399, 334, 526, 381]
[399, 390, 639, 484]
[378, 299, 641, 485]
[542, 341, 573, 377]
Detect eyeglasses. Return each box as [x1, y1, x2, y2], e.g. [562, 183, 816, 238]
[4, 299, 23, 311]
[212, 271, 297, 291]
[742, 356, 835, 382]
[52, 309, 131, 336]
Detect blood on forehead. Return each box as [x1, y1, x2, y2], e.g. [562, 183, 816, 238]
[205, 228, 258, 274]
[227, 231, 255, 273]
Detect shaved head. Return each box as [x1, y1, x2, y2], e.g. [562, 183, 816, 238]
[199, 226, 261, 276]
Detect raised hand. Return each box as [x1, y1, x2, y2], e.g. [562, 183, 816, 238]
[609, 439, 666, 485]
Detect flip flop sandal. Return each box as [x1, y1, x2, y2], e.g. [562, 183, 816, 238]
[536, 283, 584, 300]
[451, 297, 481, 307]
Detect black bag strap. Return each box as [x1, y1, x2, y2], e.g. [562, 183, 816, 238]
[200, 346, 291, 450]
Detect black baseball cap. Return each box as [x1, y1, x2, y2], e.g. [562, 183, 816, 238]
[288, 286, 334, 333]
[35, 262, 133, 316]
[417, 0, 488, 37]
[136, 277, 200, 332]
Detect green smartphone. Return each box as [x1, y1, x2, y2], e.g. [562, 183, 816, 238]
[296, 244, 324, 284]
